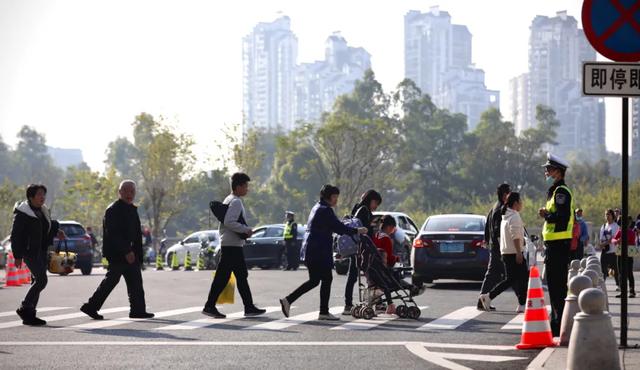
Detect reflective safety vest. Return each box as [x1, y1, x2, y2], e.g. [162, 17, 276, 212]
[542, 185, 574, 242]
[284, 222, 295, 240]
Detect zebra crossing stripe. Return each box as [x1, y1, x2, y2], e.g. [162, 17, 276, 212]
[331, 306, 428, 331]
[244, 306, 342, 331]
[501, 305, 551, 330]
[156, 306, 282, 330]
[0, 307, 130, 329]
[63, 307, 203, 330]
[417, 306, 482, 331]
[0, 307, 70, 318]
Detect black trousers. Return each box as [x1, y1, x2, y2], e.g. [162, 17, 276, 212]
[285, 240, 299, 270]
[21, 251, 48, 311]
[601, 252, 620, 286]
[345, 255, 358, 306]
[205, 246, 254, 308]
[618, 256, 635, 292]
[480, 246, 506, 295]
[86, 261, 147, 313]
[286, 263, 333, 314]
[544, 239, 570, 336]
[488, 254, 529, 305]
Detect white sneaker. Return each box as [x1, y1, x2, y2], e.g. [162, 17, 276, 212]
[479, 293, 492, 311]
[279, 298, 290, 318]
[318, 313, 340, 321]
[516, 304, 525, 313]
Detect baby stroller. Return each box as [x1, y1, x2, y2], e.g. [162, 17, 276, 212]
[350, 235, 423, 320]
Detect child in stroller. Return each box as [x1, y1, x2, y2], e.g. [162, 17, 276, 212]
[351, 216, 423, 320]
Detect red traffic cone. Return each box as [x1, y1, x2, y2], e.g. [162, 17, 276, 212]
[6, 253, 22, 287]
[516, 266, 556, 349]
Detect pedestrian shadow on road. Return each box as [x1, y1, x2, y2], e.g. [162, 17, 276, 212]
[427, 282, 482, 291]
[71, 328, 198, 341]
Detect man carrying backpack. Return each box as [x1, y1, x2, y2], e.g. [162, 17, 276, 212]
[202, 173, 266, 319]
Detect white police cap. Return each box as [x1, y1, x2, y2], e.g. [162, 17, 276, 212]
[541, 153, 569, 170]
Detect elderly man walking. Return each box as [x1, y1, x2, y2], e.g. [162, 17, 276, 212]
[80, 180, 154, 320]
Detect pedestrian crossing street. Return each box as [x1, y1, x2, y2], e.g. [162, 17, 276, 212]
[0, 304, 547, 333]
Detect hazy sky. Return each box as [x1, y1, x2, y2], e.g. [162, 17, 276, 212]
[0, 0, 625, 171]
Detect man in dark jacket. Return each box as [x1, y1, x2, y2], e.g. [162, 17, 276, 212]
[477, 183, 511, 311]
[80, 180, 154, 320]
[279, 185, 366, 320]
[11, 184, 65, 326]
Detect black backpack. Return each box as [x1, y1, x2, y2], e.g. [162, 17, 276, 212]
[209, 200, 249, 239]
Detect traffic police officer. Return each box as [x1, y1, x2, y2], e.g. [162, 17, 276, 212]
[538, 153, 574, 336]
[284, 211, 299, 271]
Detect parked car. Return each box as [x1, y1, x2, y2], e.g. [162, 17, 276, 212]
[244, 224, 305, 269]
[51, 221, 94, 275]
[165, 230, 220, 267]
[334, 211, 420, 275]
[411, 214, 488, 286]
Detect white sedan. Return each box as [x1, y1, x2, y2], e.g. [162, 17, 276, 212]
[165, 230, 220, 266]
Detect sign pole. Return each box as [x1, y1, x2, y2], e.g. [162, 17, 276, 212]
[621, 96, 629, 348]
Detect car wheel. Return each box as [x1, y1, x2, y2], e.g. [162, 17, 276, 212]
[81, 263, 92, 275]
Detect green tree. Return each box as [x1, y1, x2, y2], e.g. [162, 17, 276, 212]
[55, 167, 122, 234]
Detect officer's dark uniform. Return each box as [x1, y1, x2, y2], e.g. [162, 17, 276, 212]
[284, 215, 299, 271]
[541, 155, 574, 336]
[478, 200, 506, 309]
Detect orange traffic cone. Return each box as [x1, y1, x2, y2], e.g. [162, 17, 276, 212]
[5, 253, 22, 287]
[516, 266, 556, 349]
[19, 263, 29, 285]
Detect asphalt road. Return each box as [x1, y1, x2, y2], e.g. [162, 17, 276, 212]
[0, 266, 545, 370]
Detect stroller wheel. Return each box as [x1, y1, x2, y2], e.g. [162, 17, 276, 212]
[396, 305, 408, 318]
[363, 307, 374, 320]
[408, 306, 421, 319]
[352, 306, 361, 319]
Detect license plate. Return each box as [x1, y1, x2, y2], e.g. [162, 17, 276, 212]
[440, 243, 464, 253]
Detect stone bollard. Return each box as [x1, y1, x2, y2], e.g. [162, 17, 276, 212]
[581, 270, 600, 289]
[579, 258, 588, 274]
[568, 260, 580, 286]
[584, 265, 611, 313]
[560, 275, 593, 346]
[567, 288, 621, 370]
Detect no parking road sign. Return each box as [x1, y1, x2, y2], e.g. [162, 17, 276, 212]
[582, 0, 640, 62]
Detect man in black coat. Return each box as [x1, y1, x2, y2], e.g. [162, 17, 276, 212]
[477, 183, 511, 311]
[11, 184, 65, 326]
[80, 180, 154, 320]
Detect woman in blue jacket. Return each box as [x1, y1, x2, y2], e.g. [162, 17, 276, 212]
[279, 185, 367, 321]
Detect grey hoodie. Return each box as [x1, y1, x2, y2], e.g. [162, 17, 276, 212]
[219, 194, 252, 247]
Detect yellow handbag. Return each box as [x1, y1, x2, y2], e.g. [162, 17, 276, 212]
[214, 272, 235, 304]
[48, 240, 77, 275]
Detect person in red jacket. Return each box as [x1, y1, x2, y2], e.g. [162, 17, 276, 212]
[612, 217, 637, 298]
[373, 215, 400, 268]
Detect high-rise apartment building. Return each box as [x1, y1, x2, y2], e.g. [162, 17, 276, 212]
[509, 11, 605, 161]
[243, 16, 298, 132]
[404, 7, 499, 130]
[294, 34, 371, 124]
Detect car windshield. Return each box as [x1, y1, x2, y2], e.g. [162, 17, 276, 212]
[60, 224, 86, 237]
[423, 217, 484, 232]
